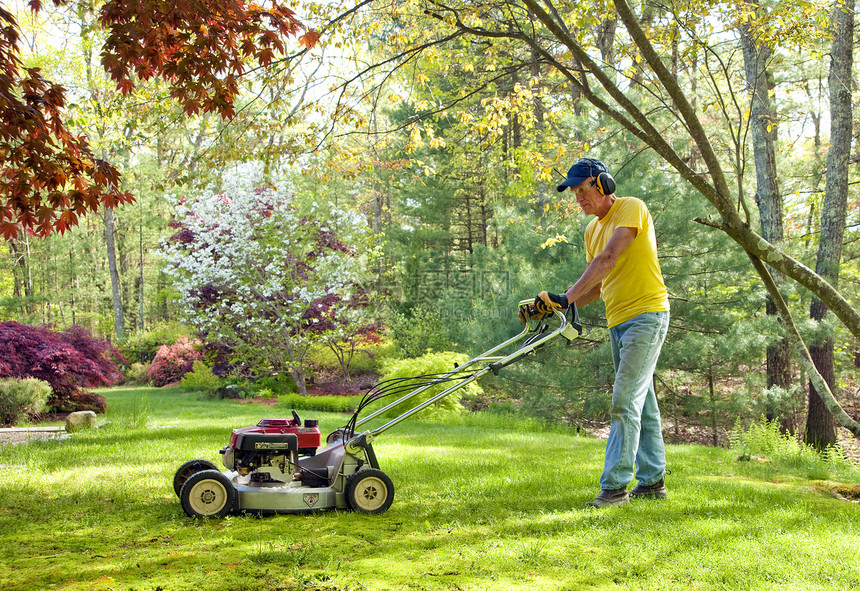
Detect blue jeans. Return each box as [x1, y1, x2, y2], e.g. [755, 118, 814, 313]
[599, 311, 669, 490]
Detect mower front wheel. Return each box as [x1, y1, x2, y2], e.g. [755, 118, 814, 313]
[173, 459, 219, 497]
[345, 469, 394, 514]
[180, 470, 237, 518]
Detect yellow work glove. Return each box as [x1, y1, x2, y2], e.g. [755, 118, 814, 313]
[518, 291, 568, 325]
[533, 291, 568, 317]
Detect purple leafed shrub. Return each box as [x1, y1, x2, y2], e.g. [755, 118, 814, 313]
[147, 337, 203, 386]
[0, 321, 125, 412]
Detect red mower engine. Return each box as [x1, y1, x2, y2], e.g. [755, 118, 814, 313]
[220, 412, 321, 482]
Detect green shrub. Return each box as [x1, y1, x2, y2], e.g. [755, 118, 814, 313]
[278, 393, 363, 413]
[119, 322, 193, 364]
[375, 351, 478, 420]
[308, 339, 394, 376]
[346, 341, 394, 375]
[257, 388, 275, 400]
[122, 362, 151, 386]
[253, 373, 297, 395]
[0, 377, 52, 425]
[487, 401, 519, 415]
[388, 307, 452, 358]
[180, 361, 222, 392]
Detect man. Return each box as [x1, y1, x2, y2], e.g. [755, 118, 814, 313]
[530, 157, 670, 507]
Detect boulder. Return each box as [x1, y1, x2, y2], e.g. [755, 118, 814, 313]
[65, 410, 97, 433]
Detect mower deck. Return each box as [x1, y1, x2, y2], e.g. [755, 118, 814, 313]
[228, 476, 342, 512]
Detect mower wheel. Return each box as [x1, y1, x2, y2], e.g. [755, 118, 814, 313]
[180, 470, 237, 518]
[345, 469, 394, 514]
[173, 459, 219, 498]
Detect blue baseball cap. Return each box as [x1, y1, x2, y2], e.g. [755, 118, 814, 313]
[556, 158, 609, 192]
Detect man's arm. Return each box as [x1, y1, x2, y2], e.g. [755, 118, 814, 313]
[563, 226, 637, 307]
[574, 283, 602, 308]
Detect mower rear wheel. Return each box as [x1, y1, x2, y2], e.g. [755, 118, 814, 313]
[345, 469, 394, 514]
[173, 459, 219, 497]
[180, 470, 237, 518]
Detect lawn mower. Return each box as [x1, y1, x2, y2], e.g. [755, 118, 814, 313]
[173, 299, 581, 518]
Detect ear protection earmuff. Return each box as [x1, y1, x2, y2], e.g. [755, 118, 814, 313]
[594, 171, 615, 196]
[582, 158, 616, 196]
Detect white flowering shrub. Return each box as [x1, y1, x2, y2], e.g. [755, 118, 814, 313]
[160, 162, 371, 394]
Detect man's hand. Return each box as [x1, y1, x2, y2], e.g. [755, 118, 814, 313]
[535, 291, 568, 315]
[518, 291, 569, 325]
[531, 290, 568, 319]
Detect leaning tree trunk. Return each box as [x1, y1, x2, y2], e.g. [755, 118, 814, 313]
[805, 0, 853, 450]
[740, 8, 791, 428]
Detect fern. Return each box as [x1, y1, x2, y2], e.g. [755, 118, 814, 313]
[729, 416, 859, 480]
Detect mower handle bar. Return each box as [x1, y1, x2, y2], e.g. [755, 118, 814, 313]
[347, 299, 581, 448]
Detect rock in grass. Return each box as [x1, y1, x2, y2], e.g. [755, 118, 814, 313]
[65, 411, 97, 432]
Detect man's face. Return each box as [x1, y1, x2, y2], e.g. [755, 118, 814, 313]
[570, 178, 599, 215]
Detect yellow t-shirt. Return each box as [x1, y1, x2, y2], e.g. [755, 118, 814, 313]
[584, 197, 669, 328]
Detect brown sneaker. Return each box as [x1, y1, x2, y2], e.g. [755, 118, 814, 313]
[585, 488, 630, 507]
[630, 478, 667, 499]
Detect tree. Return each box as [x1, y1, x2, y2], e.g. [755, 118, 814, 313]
[160, 162, 369, 394]
[805, 0, 854, 449]
[316, 295, 381, 381]
[1, 0, 317, 237]
[320, 0, 860, 438]
[1, 0, 323, 337]
[104, 206, 124, 339]
[739, 0, 791, 428]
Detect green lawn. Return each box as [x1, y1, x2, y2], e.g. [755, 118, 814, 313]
[0, 386, 858, 591]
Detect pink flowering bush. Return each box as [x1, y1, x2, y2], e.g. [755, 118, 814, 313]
[147, 337, 203, 386]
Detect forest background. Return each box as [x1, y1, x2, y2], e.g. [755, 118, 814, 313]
[1, 0, 858, 452]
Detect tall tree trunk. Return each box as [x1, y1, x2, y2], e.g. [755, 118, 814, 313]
[105, 207, 125, 341]
[138, 219, 144, 331]
[69, 246, 77, 325]
[708, 365, 718, 447]
[530, 47, 545, 132]
[480, 185, 488, 247]
[805, 0, 853, 450]
[44, 244, 52, 324]
[9, 235, 34, 316]
[739, 5, 791, 428]
[9, 241, 23, 300]
[464, 192, 474, 254]
[157, 271, 169, 321]
[118, 225, 131, 326]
